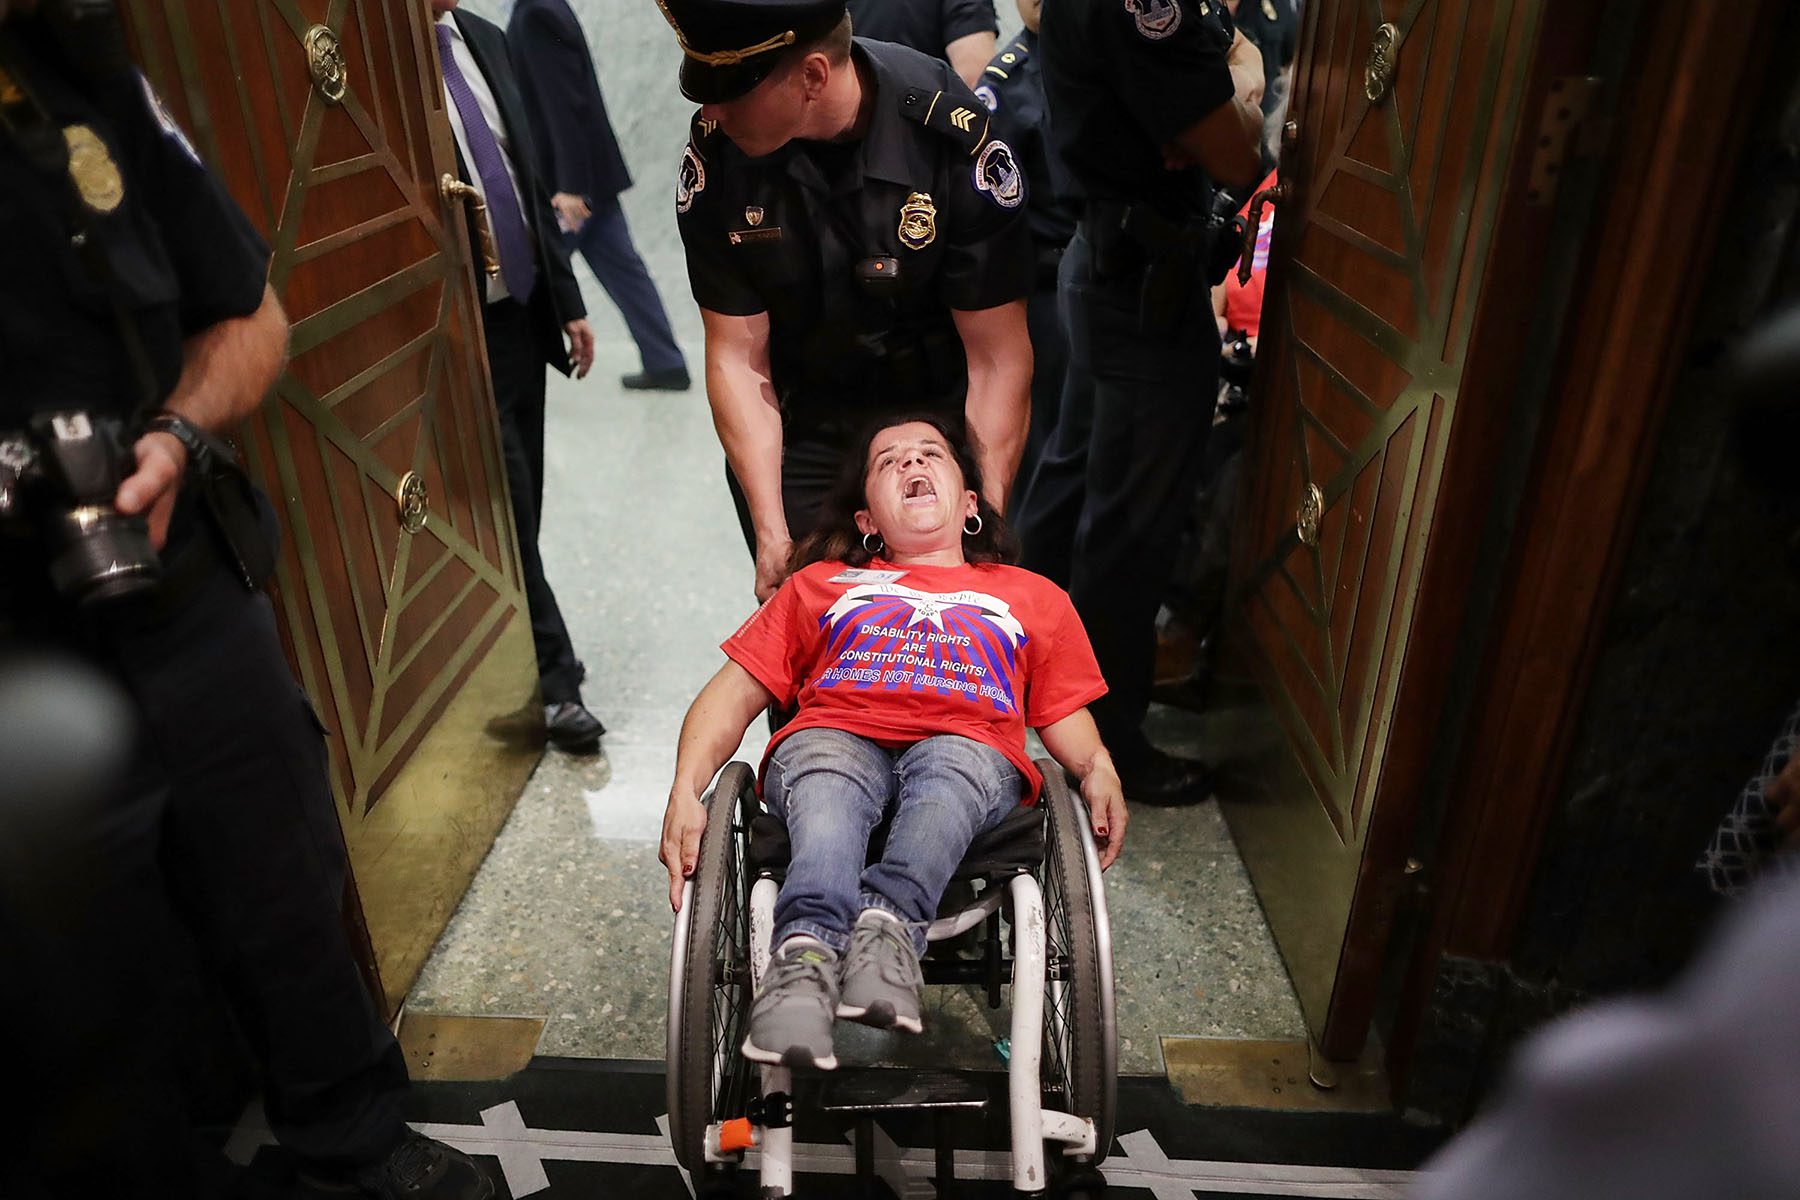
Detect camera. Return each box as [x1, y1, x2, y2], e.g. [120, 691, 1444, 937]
[0, 411, 161, 607]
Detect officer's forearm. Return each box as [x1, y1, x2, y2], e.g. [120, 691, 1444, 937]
[166, 284, 288, 434]
[705, 365, 787, 541]
[955, 300, 1032, 510]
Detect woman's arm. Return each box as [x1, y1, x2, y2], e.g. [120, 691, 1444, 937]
[660, 660, 777, 911]
[1037, 708, 1128, 869]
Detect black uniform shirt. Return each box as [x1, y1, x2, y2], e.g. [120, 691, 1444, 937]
[846, 0, 998, 65]
[677, 38, 1033, 428]
[1039, 0, 1236, 216]
[974, 29, 1077, 253]
[0, 24, 268, 427]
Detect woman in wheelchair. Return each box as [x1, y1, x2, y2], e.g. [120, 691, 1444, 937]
[659, 413, 1127, 1072]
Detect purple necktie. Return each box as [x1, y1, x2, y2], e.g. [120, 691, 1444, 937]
[437, 21, 537, 301]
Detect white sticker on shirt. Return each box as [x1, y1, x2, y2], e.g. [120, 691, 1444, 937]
[973, 139, 1024, 210]
[137, 71, 200, 163]
[676, 143, 705, 214]
[827, 568, 910, 585]
[1126, 0, 1183, 40]
[818, 581, 1029, 713]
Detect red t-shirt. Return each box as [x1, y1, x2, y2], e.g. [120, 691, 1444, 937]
[722, 558, 1108, 802]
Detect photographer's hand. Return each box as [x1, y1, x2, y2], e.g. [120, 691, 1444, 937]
[115, 431, 186, 550]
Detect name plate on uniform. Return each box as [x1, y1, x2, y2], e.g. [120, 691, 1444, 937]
[728, 227, 783, 245]
[828, 568, 908, 585]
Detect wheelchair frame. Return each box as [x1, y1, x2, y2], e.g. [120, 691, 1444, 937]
[667, 759, 1117, 1198]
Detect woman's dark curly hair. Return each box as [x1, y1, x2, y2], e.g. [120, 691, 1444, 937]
[791, 411, 1019, 571]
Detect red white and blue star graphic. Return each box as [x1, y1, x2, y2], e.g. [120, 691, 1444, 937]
[817, 583, 1028, 713]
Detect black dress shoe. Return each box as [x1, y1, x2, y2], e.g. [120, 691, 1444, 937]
[621, 367, 691, 391]
[544, 700, 605, 753]
[298, 1132, 493, 1199]
[1117, 747, 1212, 806]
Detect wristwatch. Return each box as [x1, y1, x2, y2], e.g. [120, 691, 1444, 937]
[143, 411, 216, 475]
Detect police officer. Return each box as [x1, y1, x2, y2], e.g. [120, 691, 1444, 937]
[660, 0, 1035, 602]
[972, 0, 1078, 496]
[0, 4, 486, 1196]
[1018, 0, 1264, 803]
[846, 0, 998, 88]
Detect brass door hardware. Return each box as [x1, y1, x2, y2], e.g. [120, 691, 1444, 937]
[1296, 482, 1323, 547]
[439, 174, 500, 279]
[1363, 22, 1400, 103]
[395, 470, 428, 534]
[305, 25, 348, 104]
[1238, 180, 1285, 285]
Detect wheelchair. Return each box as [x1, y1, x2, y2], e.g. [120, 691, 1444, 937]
[667, 759, 1118, 1198]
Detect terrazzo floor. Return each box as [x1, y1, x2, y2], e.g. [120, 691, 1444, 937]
[406, 257, 1308, 1076]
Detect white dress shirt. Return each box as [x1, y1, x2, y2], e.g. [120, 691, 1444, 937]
[437, 13, 535, 304]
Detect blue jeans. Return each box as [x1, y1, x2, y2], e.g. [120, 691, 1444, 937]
[764, 729, 1023, 956]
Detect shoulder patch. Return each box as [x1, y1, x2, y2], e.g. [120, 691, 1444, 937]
[676, 142, 705, 214]
[973, 139, 1024, 209]
[974, 83, 999, 112]
[1125, 0, 1184, 40]
[137, 71, 200, 163]
[900, 87, 990, 158]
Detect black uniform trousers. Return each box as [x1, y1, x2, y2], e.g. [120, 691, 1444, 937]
[0, 561, 410, 1196]
[725, 433, 848, 559]
[1016, 228, 1220, 765]
[483, 297, 583, 705]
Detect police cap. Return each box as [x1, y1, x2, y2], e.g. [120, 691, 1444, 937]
[656, 0, 847, 104]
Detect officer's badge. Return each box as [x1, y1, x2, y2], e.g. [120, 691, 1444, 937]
[63, 124, 124, 214]
[898, 192, 937, 250]
[974, 83, 999, 113]
[745, 206, 764, 227]
[676, 143, 705, 215]
[1261, 0, 1279, 19]
[1125, 0, 1182, 40]
[973, 140, 1024, 210]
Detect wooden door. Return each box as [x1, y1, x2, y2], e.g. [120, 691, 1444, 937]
[124, 0, 540, 1010]
[1215, 0, 1544, 1056]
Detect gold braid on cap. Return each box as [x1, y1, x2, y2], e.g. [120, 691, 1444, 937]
[654, 0, 797, 66]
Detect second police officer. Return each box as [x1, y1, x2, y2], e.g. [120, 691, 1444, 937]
[658, 0, 1035, 602]
[1016, 0, 1265, 803]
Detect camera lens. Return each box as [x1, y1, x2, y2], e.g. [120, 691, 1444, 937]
[44, 505, 161, 607]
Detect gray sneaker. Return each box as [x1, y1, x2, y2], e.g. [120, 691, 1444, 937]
[836, 909, 924, 1033]
[742, 937, 841, 1070]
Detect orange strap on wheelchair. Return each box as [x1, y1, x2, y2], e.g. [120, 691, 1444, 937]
[717, 1117, 757, 1154]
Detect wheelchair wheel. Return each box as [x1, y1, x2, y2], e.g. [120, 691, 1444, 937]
[668, 762, 758, 1174]
[1039, 768, 1118, 1163]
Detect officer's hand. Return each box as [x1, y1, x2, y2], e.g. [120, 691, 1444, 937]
[115, 431, 187, 551]
[660, 790, 709, 912]
[552, 192, 592, 234]
[1227, 29, 1266, 109]
[564, 318, 595, 380]
[754, 534, 793, 604]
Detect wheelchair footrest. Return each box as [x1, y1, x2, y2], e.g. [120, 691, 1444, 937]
[818, 1070, 990, 1114]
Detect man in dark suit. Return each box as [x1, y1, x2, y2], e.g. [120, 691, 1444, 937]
[431, 0, 605, 752]
[508, 0, 691, 392]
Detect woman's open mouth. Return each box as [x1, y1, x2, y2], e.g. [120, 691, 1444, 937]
[901, 475, 938, 506]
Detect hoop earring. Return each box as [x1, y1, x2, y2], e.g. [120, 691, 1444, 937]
[861, 531, 884, 555]
[963, 513, 983, 536]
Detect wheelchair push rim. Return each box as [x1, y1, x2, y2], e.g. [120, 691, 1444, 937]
[667, 762, 758, 1174]
[1038, 766, 1118, 1163]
